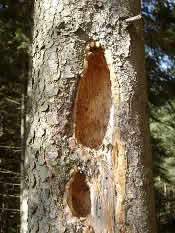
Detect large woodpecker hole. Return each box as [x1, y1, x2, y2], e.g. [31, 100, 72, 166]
[74, 46, 111, 148]
[67, 172, 91, 217]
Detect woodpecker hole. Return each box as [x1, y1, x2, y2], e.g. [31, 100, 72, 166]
[74, 47, 112, 148]
[67, 172, 91, 217]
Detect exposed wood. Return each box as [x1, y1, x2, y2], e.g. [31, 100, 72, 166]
[74, 44, 111, 149]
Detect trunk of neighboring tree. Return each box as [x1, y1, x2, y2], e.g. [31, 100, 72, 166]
[21, 90, 28, 233]
[26, 0, 157, 233]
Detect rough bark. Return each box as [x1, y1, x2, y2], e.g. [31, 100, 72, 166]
[26, 1, 157, 233]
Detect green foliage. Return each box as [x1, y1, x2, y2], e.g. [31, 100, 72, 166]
[143, 0, 175, 230]
[151, 101, 175, 183]
[143, 0, 175, 180]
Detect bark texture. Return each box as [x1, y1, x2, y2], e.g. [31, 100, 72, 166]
[27, 1, 156, 233]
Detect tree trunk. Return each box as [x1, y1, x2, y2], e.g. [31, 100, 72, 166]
[21, 84, 28, 233]
[26, 0, 157, 233]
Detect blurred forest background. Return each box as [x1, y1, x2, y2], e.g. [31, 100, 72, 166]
[0, 0, 175, 232]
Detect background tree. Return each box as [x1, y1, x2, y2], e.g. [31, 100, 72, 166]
[0, 0, 31, 232]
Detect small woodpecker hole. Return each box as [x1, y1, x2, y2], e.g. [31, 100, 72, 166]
[67, 172, 91, 217]
[74, 46, 112, 148]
